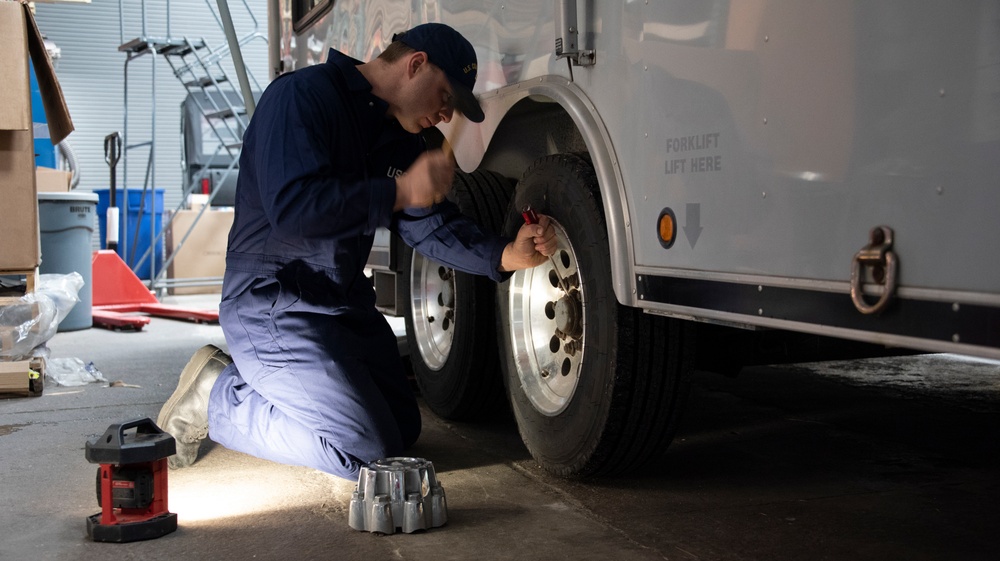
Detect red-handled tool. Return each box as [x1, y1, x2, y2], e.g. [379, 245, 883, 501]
[521, 205, 569, 293]
[522, 205, 540, 226]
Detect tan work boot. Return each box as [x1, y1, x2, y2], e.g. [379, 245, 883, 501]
[156, 344, 232, 469]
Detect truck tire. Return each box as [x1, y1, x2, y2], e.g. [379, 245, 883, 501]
[497, 153, 694, 476]
[401, 170, 513, 420]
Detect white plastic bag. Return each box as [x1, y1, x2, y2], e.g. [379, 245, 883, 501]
[46, 357, 108, 387]
[0, 273, 83, 361]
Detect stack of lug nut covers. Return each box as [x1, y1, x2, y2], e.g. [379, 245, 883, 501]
[348, 457, 447, 534]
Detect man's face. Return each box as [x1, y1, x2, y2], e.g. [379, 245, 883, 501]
[397, 54, 456, 133]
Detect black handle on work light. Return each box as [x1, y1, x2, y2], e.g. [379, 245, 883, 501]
[85, 417, 176, 465]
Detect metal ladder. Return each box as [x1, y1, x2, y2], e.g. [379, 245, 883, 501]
[117, 0, 265, 296]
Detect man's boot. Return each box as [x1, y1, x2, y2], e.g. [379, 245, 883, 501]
[157, 344, 232, 469]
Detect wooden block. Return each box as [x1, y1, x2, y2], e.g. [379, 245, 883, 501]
[0, 268, 38, 294]
[0, 358, 43, 396]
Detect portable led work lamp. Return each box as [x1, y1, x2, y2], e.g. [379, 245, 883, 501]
[85, 418, 178, 542]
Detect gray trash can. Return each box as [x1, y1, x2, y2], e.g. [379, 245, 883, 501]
[37, 191, 98, 331]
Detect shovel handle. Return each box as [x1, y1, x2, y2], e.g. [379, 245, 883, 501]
[103, 132, 122, 170]
[104, 132, 123, 250]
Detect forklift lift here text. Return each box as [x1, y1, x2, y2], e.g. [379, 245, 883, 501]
[665, 132, 721, 174]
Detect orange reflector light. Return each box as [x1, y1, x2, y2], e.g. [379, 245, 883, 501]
[657, 208, 676, 249]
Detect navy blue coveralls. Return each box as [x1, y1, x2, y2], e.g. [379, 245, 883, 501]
[207, 49, 510, 480]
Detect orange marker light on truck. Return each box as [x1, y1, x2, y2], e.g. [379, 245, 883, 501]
[657, 208, 677, 249]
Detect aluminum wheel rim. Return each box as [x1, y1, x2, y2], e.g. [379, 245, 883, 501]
[411, 253, 456, 371]
[507, 219, 585, 416]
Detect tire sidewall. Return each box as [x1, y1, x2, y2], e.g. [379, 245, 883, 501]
[498, 154, 619, 473]
[402, 170, 509, 420]
[404, 243, 494, 415]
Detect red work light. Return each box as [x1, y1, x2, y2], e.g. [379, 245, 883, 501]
[85, 418, 178, 542]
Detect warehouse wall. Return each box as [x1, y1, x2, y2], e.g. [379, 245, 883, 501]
[33, 0, 269, 215]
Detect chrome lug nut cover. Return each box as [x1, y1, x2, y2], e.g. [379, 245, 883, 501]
[348, 457, 447, 534]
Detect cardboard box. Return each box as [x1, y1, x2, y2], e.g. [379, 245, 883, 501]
[166, 209, 233, 294]
[0, 0, 74, 272]
[35, 166, 70, 192]
[0, 358, 44, 396]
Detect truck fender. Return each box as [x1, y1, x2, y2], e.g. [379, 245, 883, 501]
[439, 75, 637, 308]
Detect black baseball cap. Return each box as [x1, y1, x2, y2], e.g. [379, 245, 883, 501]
[392, 23, 484, 123]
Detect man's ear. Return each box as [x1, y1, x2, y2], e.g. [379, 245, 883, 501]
[407, 51, 428, 78]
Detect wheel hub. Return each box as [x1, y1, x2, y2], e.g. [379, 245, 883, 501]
[551, 293, 582, 340]
[411, 254, 456, 370]
[506, 220, 585, 416]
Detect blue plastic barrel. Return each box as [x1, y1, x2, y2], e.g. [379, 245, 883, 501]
[30, 65, 56, 168]
[94, 188, 164, 280]
[37, 191, 98, 331]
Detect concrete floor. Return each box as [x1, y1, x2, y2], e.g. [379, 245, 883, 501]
[2, 294, 999, 561]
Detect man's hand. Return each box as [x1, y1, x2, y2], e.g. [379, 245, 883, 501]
[395, 150, 454, 211]
[500, 213, 558, 272]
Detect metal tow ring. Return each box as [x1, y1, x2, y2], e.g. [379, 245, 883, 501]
[850, 226, 897, 315]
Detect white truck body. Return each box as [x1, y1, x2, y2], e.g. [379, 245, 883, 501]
[273, 0, 999, 358]
[267, 0, 1000, 475]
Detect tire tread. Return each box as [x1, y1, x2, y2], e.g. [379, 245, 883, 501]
[499, 153, 692, 477]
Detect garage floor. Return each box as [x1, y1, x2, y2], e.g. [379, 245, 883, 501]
[2, 294, 999, 561]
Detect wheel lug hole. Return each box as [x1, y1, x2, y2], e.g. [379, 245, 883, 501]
[548, 269, 560, 288]
[549, 335, 560, 353]
[545, 301, 556, 320]
[561, 358, 571, 376]
[437, 293, 444, 306]
[560, 250, 571, 269]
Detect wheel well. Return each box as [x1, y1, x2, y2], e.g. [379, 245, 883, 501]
[479, 97, 588, 182]
[475, 91, 635, 308]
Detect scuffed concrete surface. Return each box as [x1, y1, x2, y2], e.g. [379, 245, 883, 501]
[775, 354, 1000, 412]
[2, 295, 997, 561]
